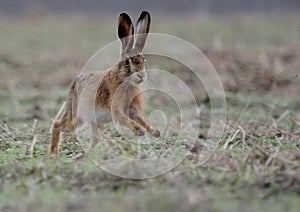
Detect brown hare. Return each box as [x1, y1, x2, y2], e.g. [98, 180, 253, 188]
[49, 11, 160, 154]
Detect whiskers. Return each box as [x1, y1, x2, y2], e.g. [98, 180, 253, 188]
[119, 79, 132, 89]
[141, 78, 154, 90]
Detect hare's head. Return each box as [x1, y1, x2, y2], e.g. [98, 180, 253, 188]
[117, 11, 151, 86]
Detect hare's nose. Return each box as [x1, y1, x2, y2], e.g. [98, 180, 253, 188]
[137, 72, 145, 79]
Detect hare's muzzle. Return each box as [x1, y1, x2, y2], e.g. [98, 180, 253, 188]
[137, 72, 146, 83]
[137, 72, 145, 79]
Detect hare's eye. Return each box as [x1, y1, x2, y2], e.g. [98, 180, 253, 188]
[143, 57, 147, 62]
[124, 58, 130, 66]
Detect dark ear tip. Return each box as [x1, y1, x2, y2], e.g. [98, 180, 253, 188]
[140, 11, 151, 17]
[119, 12, 131, 20]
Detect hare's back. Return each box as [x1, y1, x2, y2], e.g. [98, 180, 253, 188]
[74, 71, 109, 95]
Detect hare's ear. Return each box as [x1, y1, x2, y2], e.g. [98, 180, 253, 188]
[134, 11, 151, 51]
[118, 13, 134, 54]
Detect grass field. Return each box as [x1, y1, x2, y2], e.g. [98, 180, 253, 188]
[0, 13, 300, 211]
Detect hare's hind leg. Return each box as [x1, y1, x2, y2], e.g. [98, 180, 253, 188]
[49, 116, 75, 154]
[49, 120, 62, 154]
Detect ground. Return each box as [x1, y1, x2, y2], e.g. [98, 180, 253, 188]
[0, 13, 300, 211]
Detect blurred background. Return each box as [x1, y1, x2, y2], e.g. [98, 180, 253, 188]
[1, 0, 300, 15]
[1, 0, 299, 121]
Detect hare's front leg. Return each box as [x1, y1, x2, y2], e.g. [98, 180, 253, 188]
[113, 109, 146, 136]
[129, 107, 160, 137]
[86, 123, 103, 153]
[136, 116, 160, 137]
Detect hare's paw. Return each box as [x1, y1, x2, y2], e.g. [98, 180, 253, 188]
[150, 129, 161, 138]
[135, 128, 146, 136]
[135, 125, 146, 136]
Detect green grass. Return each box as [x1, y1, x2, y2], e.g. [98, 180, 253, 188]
[0, 14, 300, 211]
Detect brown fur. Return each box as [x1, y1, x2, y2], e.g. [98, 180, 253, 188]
[49, 11, 159, 154]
